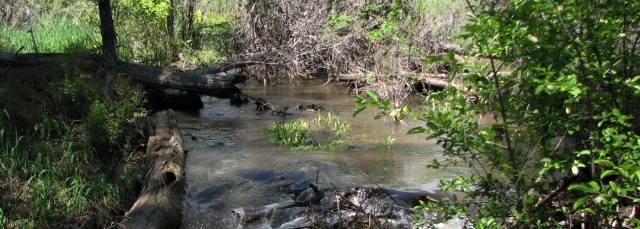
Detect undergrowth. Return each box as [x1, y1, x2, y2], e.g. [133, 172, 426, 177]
[0, 112, 140, 228]
[0, 69, 146, 228]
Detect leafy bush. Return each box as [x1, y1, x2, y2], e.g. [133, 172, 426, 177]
[85, 100, 110, 147]
[83, 75, 146, 152]
[357, 0, 640, 227]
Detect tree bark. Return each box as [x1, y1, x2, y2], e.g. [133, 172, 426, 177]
[166, 0, 177, 57]
[0, 52, 254, 99]
[184, 0, 196, 49]
[117, 61, 246, 98]
[98, 0, 117, 69]
[122, 110, 185, 229]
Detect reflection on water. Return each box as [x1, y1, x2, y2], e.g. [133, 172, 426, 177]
[178, 78, 471, 228]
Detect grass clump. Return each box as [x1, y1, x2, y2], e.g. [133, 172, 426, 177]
[262, 120, 312, 148]
[262, 112, 352, 151]
[375, 135, 396, 149]
[0, 113, 140, 228]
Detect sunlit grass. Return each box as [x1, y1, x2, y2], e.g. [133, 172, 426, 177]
[0, 19, 99, 53]
[262, 112, 352, 151]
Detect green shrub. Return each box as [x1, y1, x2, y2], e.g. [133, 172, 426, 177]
[83, 75, 146, 151]
[358, 0, 640, 227]
[85, 100, 110, 147]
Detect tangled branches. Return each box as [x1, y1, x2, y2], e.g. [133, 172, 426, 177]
[231, 0, 465, 111]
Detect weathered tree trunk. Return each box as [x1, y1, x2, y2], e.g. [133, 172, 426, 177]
[117, 61, 246, 98]
[184, 0, 197, 49]
[98, 0, 117, 69]
[0, 52, 253, 99]
[166, 0, 177, 57]
[122, 110, 185, 229]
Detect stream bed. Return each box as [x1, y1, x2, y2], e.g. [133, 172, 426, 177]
[176, 78, 471, 228]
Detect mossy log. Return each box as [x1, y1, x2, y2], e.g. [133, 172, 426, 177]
[122, 110, 185, 229]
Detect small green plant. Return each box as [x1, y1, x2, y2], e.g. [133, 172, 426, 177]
[328, 13, 350, 28]
[85, 100, 110, 147]
[375, 135, 396, 149]
[262, 112, 352, 151]
[312, 112, 351, 137]
[83, 75, 146, 152]
[262, 120, 312, 148]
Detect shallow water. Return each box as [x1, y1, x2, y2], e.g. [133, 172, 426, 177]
[177, 78, 471, 228]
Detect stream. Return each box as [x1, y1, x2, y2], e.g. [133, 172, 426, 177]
[176, 78, 471, 228]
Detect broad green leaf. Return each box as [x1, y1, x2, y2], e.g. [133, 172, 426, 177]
[365, 90, 378, 102]
[427, 121, 439, 132]
[353, 106, 368, 117]
[534, 85, 545, 95]
[407, 126, 427, 134]
[594, 159, 615, 167]
[374, 112, 385, 120]
[573, 196, 590, 209]
[600, 170, 619, 179]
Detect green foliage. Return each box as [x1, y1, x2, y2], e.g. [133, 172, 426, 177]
[375, 135, 396, 149]
[0, 112, 138, 228]
[262, 120, 312, 148]
[55, 75, 103, 118]
[328, 13, 350, 28]
[0, 1, 101, 53]
[312, 112, 351, 137]
[83, 75, 146, 151]
[262, 112, 351, 151]
[353, 90, 412, 123]
[85, 100, 110, 147]
[357, 0, 640, 227]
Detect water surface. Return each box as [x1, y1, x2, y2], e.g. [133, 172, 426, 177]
[177, 78, 470, 228]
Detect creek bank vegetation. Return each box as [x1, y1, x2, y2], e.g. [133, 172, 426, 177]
[356, 0, 640, 228]
[11, 0, 640, 228]
[0, 65, 147, 227]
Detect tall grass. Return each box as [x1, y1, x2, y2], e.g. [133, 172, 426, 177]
[0, 112, 138, 228]
[0, 18, 99, 53]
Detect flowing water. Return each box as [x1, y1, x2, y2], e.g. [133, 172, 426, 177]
[177, 78, 471, 228]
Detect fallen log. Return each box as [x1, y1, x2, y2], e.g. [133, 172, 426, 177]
[122, 110, 185, 229]
[338, 71, 512, 91]
[0, 52, 251, 99]
[117, 61, 245, 98]
[338, 72, 462, 89]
